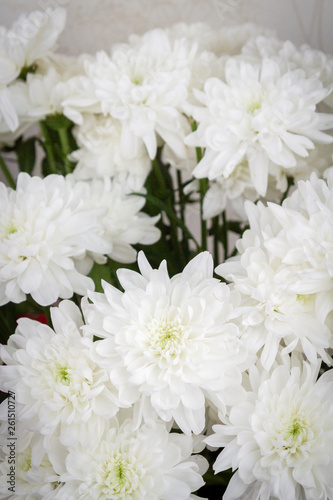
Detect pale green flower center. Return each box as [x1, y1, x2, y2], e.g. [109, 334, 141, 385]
[296, 294, 311, 306]
[2, 221, 18, 239]
[100, 454, 140, 496]
[55, 365, 71, 385]
[7, 224, 18, 235]
[131, 75, 143, 85]
[22, 457, 32, 473]
[282, 415, 308, 451]
[147, 319, 185, 358]
[247, 100, 262, 115]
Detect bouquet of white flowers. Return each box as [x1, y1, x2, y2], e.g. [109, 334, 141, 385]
[1, 7, 333, 500]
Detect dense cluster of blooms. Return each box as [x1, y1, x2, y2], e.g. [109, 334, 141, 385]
[1, 7, 333, 500]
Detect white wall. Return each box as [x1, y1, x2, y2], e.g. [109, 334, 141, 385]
[1, 0, 332, 54]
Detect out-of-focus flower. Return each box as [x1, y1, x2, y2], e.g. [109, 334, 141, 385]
[0, 8, 66, 131]
[71, 114, 151, 184]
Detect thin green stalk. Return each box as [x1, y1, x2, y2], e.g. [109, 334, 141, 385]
[58, 127, 72, 174]
[152, 158, 167, 191]
[0, 155, 15, 188]
[176, 170, 189, 257]
[40, 121, 57, 173]
[192, 143, 208, 252]
[199, 178, 208, 251]
[212, 215, 220, 265]
[221, 210, 229, 261]
[152, 159, 186, 266]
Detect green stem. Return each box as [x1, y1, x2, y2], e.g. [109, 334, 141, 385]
[152, 158, 167, 191]
[58, 127, 72, 174]
[212, 215, 220, 265]
[176, 170, 189, 257]
[221, 211, 228, 260]
[0, 154, 15, 188]
[40, 121, 57, 173]
[152, 159, 186, 266]
[199, 178, 208, 251]
[192, 143, 208, 252]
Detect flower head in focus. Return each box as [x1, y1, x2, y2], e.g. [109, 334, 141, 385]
[69, 28, 197, 160]
[62, 415, 208, 500]
[216, 183, 333, 369]
[206, 358, 333, 500]
[0, 301, 122, 447]
[0, 173, 111, 306]
[84, 251, 250, 435]
[186, 57, 333, 197]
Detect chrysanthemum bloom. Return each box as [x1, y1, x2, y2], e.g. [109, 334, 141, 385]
[185, 57, 333, 197]
[83, 251, 250, 435]
[202, 160, 260, 220]
[62, 416, 208, 500]
[0, 430, 67, 499]
[0, 301, 123, 447]
[0, 173, 111, 306]
[206, 358, 333, 500]
[75, 175, 161, 264]
[263, 171, 333, 297]
[71, 113, 151, 184]
[0, 8, 66, 131]
[216, 192, 333, 369]
[165, 22, 274, 57]
[241, 35, 333, 106]
[82, 28, 197, 160]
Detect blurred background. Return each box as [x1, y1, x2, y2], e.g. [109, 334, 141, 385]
[1, 0, 332, 54]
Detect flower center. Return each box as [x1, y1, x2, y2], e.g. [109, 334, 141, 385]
[279, 414, 309, 455]
[55, 365, 71, 385]
[100, 454, 140, 497]
[147, 318, 185, 358]
[247, 100, 262, 115]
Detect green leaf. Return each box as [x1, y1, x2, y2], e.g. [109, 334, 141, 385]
[15, 137, 36, 174]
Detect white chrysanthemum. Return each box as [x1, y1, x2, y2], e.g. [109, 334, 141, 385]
[165, 22, 274, 57]
[83, 28, 197, 159]
[185, 57, 333, 196]
[0, 301, 122, 447]
[206, 359, 333, 500]
[264, 172, 333, 294]
[204, 142, 333, 220]
[202, 161, 259, 220]
[83, 251, 250, 435]
[0, 80, 38, 145]
[74, 176, 161, 264]
[216, 197, 333, 369]
[24, 67, 73, 120]
[0, 430, 67, 499]
[20, 54, 91, 124]
[242, 36, 333, 105]
[0, 173, 111, 306]
[62, 417, 208, 500]
[71, 114, 151, 183]
[0, 8, 66, 131]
